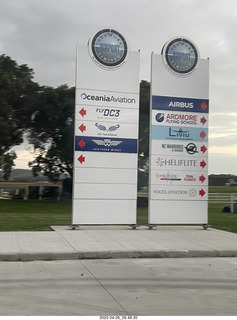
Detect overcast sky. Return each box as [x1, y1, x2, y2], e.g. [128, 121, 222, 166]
[1, 0, 237, 174]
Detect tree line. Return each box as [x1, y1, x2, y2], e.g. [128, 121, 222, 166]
[0, 54, 150, 186]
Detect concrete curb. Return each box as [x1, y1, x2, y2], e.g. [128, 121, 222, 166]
[1, 249, 237, 261]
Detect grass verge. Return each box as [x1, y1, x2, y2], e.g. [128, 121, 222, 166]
[0, 198, 237, 233]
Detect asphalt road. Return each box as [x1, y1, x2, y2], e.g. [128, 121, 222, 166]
[0, 257, 237, 316]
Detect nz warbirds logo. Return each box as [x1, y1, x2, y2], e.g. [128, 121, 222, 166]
[92, 139, 122, 147]
[185, 143, 198, 155]
[95, 123, 120, 132]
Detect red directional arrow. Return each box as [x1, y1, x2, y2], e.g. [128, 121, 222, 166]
[199, 188, 206, 197]
[201, 145, 207, 153]
[200, 130, 206, 139]
[199, 174, 206, 183]
[79, 108, 87, 117]
[200, 160, 207, 169]
[200, 116, 207, 125]
[78, 138, 86, 149]
[201, 102, 208, 111]
[79, 124, 86, 133]
[78, 154, 85, 164]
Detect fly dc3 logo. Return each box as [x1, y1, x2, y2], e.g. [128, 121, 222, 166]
[96, 108, 120, 118]
[81, 93, 135, 104]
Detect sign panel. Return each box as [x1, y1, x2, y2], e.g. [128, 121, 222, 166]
[76, 89, 138, 108]
[149, 37, 209, 225]
[150, 185, 208, 200]
[151, 155, 208, 172]
[152, 110, 208, 128]
[152, 126, 208, 141]
[75, 120, 138, 139]
[76, 105, 139, 124]
[72, 29, 139, 225]
[150, 170, 208, 186]
[152, 96, 209, 113]
[75, 136, 138, 154]
[151, 140, 208, 157]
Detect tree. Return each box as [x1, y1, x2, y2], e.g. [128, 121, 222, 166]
[0, 55, 40, 179]
[0, 53, 151, 186]
[29, 82, 150, 185]
[28, 85, 75, 182]
[0, 151, 16, 180]
[28, 81, 151, 187]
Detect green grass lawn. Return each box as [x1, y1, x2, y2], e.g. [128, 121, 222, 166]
[0, 200, 72, 231]
[0, 195, 237, 233]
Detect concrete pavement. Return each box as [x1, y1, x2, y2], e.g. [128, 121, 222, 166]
[0, 258, 237, 315]
[1, 226, 237, 316]
[0, 225, 237, 261]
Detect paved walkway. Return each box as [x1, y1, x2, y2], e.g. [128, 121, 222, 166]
[0, 226, 237, 261]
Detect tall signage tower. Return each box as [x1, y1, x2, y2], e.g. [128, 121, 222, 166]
[149, 37, 209, 225]
[72, 29, 140, 225]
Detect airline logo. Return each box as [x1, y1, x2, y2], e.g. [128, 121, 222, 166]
[152, 96, 209, 113]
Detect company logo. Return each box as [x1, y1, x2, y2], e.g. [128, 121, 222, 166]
[155, 113, 164, 123]
[88, 28, 128, 69]
[162, 37, 199, 76]
[162, 143, 183, 153]
[159, 112, 198, 126]
[155, 172, 181, 182]
[152, 96, 209, 113]
[80, 93, 135, 104]
[189, 189, 197, 197]
[95, 123, 120, 136]
[168, 101, 194, 109]
[162, 113, 198, 125]
[169, 128, 190, 139]
[96, 108, 120, 118]
[156, 157, 197, 167]
[92, 139, 122, 147]
[156, 157, 165, 167]
[153, 189, 189, 195]
[185, 142, 198, 155]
